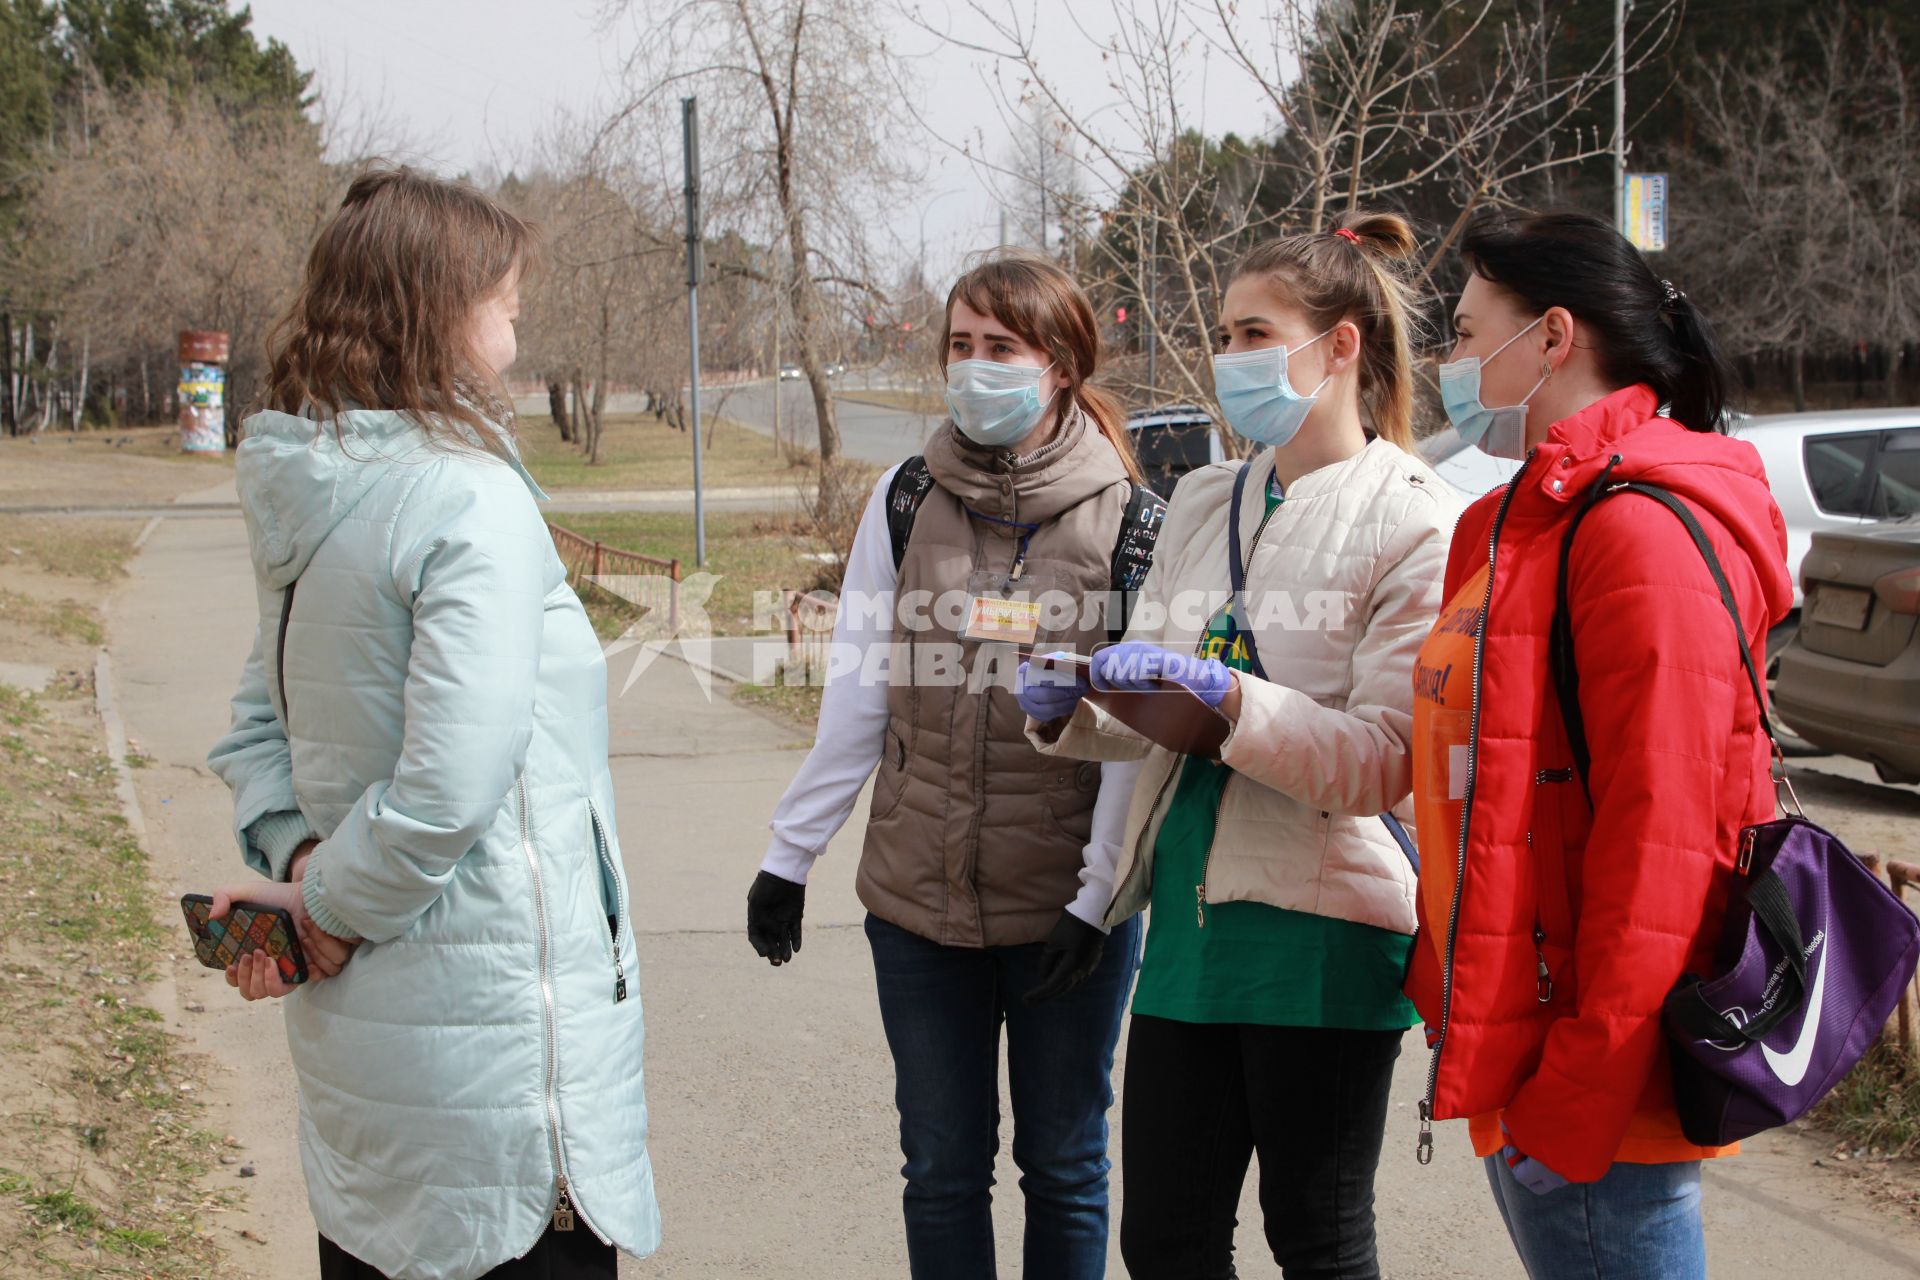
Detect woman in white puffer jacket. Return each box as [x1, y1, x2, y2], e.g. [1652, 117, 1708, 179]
[1016, 210, 1460, 1280]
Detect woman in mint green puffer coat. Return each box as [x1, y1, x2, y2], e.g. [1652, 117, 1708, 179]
[205, 168, 659, 1280]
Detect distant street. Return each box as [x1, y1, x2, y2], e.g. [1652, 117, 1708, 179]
[707, 378, 940, 467]
[512, 376, 943, 469]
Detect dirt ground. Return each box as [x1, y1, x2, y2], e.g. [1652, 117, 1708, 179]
[0, 515, 246, 1276]
[0, 427, 233, 507]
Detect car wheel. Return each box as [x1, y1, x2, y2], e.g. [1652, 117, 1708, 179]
[1765, 617, 1822, 758]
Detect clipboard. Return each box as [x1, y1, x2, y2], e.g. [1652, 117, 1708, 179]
[1025, 650, 1233, 760]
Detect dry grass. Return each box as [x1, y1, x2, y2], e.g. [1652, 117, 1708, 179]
[1816, 1039, 1920, 1162]
[518, 411, 812, 492]
[0, 429, 232, 507]
[553, 508, 852, 638]
[0, 590, 105, 646]
[0, 680, 235, 1277]
[0, 507, 237, 1275]
[728, 681, 824, 729]
[0, 518, 140, 583]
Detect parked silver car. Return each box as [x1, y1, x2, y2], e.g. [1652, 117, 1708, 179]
[1418, 407, 1920, 593]
[1774, 518, 1920, 783]
[1414, 421, 1522, 498]
[1737, 408, 1920, 603]
[1422, 407, 1920, 749]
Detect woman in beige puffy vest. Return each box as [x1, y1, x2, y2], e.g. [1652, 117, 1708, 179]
[745, 250, 1160, 1279]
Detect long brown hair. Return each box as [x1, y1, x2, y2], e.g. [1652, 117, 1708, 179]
[263, 167, 538, 453]
[939, 250, 1142, 482]
[1229, 210, 1421, 450]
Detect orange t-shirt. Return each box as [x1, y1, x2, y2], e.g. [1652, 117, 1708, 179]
[1412, 566, 1734, 1166]
[1411, 566, 1486, 975]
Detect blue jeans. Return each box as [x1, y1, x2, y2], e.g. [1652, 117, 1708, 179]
[1484, 1153, 1706, 1280]
[866, 912, 1142, 1280]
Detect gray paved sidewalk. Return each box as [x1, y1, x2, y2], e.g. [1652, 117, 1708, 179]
[106, 513, 1920, 1278]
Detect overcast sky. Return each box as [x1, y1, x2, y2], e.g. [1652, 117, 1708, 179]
[243, 0, 1282, 282]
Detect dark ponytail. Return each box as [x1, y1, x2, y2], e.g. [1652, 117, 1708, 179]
[1459, 209, 1737, 433]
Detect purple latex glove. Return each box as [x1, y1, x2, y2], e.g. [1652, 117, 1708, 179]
[1016, 654, 1088, 723]
[1500, 1125, 1570, 1196]
[1091, 641, 1235, 708]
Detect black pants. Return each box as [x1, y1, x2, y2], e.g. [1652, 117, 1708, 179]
[318, 1227, 617, 1279]
[1118, 1016, 1402, 1280]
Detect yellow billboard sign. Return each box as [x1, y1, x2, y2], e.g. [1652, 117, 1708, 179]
[1624, 173, 1669, 253]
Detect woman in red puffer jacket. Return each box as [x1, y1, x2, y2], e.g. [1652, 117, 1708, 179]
[1403, 209, 1793, 1279]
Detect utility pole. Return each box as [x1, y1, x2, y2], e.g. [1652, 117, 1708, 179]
[1613, 0, 1627, 231]
[682, 96, 707, 568]
[1538, 0, 1553, 204]
[1144, 220, 1158, 401]
[771, 296, 782, 452]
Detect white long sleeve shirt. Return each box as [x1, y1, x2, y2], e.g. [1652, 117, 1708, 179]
[760, 464, 1141, 933]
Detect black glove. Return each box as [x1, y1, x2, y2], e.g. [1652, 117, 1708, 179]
[746, 870, 806, 966]
[1023, 910, 1106, 1004]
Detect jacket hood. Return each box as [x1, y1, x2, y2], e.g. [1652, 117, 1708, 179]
[922, 403, 1132, 526]
[1530, 385, 1795, 627]
[235, 409, 547, 589]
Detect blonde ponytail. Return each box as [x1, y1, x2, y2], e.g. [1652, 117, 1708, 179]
[1232, 209, 1423, 450]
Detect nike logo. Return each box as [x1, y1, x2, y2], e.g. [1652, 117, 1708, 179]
[1761, 931, 1827, 1087]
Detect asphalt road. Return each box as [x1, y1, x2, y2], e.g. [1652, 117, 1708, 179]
[715, 378, 942, 467]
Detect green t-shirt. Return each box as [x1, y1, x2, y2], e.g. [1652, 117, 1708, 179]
[1130, 478, 1419, 1031]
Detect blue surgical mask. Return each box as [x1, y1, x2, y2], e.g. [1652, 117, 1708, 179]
[1211, 328, 1334, 448]
[945, 359, 1056, 447]
[1438, 316, 1550, 460]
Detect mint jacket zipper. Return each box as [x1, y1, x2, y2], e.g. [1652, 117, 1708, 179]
[589, 801, 629, 1004]
[517, 778, 607, 1239]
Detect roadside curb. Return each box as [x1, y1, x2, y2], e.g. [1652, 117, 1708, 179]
[0, 502, 240, 517]
[834, 392, 941, 416]
[543, 484, 796, 506]
[94, 638, 149, 849]
[654, 637, 756, 687]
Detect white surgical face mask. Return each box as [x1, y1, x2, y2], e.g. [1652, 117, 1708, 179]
[1437, 316, 1550, 460]
[1211, 328, 1335, 448]
[945, 359, 1056, 447]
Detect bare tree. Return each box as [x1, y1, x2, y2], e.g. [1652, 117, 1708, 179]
[3, 77, 352, 437]
[1674, 8, 1919, 409]
[509, 147, 677, 463]
[601, 0, 913, 468]
[910, 0, 1672, 424]
[1004, 101, 1085, 257]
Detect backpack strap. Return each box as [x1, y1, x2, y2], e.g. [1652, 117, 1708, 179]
[275, 579, 297, 722]
[887, 455, 1167, 641]
[1109, 481, 1167, 638]
[885, 456, 937, 571]
[1549, 476, 1773, 807]
[1226, 462, 1266, 678]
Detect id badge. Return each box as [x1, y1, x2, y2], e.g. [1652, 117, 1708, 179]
[963, 594, 1043, 646]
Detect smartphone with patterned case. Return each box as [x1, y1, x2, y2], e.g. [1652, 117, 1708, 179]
[180, 894, 309, 985]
